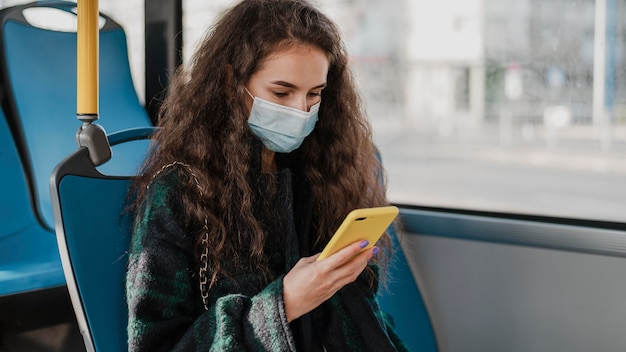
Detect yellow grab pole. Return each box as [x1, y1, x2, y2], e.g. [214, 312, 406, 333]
[75, 0, 110, 166]
[76, 0, 98, 120]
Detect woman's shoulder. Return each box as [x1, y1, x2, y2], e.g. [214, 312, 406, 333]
[144, 164, 186, 209]
[133, 165, 191, 248]
[149, 165, 180, 189]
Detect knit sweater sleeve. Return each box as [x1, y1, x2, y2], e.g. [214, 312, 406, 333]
[125, 177, 296, 352]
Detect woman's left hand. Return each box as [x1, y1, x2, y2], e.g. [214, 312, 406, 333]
[282, 240, 377, 322]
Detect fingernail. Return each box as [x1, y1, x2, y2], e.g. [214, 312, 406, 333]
[372, 246, 380, 255]
[360, 240, 369, 249]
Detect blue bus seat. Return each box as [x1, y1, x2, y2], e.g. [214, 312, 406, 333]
[373, 149, 437, 351]
[0, 107, 65, 296]
[377, 224, 438, 351]
[0, 1, 152, 232]
[51, 126, 155, 352]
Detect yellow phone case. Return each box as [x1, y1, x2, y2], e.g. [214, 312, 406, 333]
[317, 206, 399, 260]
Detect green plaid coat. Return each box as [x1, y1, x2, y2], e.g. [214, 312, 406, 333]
[126, 165, 409, 352]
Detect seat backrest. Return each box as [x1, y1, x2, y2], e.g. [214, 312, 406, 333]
[0, 104, 34, 242]
[377, 225, 438, 351]
[0, 106, 65, 296]
[374, 149, 438, 351]
[0, 1, 152, 231]
[51, 127, 155, 352]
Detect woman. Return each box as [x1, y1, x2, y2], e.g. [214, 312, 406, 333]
[126, 0, 408, 350]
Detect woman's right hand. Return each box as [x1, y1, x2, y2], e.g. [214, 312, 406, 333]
[282, 240, 377, 322]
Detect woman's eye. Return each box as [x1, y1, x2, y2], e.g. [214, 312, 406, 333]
[308, 92, 322, 97]
[273, 92, 288, 97]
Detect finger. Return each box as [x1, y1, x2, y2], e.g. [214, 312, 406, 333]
[345, 248, 372, 273]
[319, 239, 370, 269]
[299, 254, 319, 265]
[324, 246, 374, 288]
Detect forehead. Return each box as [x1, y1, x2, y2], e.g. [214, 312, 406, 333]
[252, 44, 330, 86]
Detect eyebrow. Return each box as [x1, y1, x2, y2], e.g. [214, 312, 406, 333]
[270, 81, 327, 90]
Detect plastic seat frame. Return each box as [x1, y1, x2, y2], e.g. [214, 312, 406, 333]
[51, 126, 155, 352]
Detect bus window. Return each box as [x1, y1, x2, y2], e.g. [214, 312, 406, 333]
[327, 0, 626, 223]
[61, 0, 626, 223]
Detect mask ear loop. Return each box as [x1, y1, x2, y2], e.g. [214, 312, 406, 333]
[244, 87, 255, 101]
[150, 161, 211, 311]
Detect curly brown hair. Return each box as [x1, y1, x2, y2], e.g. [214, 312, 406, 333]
[130, 0, 392, 289]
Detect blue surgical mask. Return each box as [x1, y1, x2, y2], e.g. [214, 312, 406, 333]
[245, 88, 320, 153]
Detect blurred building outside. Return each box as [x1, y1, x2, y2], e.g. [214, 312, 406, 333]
[0, 0, 623, 220]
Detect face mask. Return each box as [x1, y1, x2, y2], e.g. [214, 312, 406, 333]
[245, 88, 320, 153]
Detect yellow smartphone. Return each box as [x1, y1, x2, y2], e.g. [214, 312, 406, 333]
[316, 206, 399, 261]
